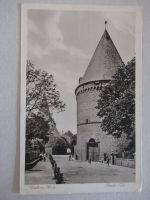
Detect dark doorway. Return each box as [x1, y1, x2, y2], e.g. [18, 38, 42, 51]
[87, 138, 99, 161]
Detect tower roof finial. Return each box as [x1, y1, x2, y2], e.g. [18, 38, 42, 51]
[105, 20, 107, 30]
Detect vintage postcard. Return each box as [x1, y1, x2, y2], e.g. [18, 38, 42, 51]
[20, 4, 142, 194]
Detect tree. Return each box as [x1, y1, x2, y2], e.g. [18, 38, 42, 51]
[52, 137, 69, 155]
[62, 130, 74, 144]
[96, 58, 135, 152]
[70, 134, 77, 146]
[26, 113, 49, 143]
[26, 61, 65, 119]
[114, 133, 132, 157]
[26, 61, 65, 142]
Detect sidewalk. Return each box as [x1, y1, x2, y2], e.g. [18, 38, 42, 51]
[25, 158, 55, 185]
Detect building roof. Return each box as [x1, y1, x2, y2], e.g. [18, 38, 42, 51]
[79, 29, 124, 84]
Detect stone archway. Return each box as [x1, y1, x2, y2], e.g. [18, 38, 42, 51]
[87, 138, 99, 161]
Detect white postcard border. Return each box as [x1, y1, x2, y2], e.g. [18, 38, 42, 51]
[20, 4, 142, 194]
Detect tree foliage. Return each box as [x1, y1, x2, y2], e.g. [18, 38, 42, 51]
[70, 134, 77, 146]
[26, 61, 65, 119]
[115, 133, 132, 156]
[26, 113, 49, 143]
[52, 137, 69, 155]
[26, 61, 65, 141]
[96, 58, 135, 151]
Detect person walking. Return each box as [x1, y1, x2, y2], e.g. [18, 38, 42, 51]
[88, 157, 92, 164]
[107, 156, 110, 167]
[39, 153, 43, 161]
[69, 154, 72, 161]
[67, 148, 71, 161]
[43, 152, 46, 162]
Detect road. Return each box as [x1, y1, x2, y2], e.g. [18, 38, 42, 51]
[54, 155, 135, 184]
[25, 155, 135, 185]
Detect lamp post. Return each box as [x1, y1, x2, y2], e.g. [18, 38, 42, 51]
[97, 137, 100, 162]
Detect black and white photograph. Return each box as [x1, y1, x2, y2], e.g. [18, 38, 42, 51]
[20, 4, 142, 194]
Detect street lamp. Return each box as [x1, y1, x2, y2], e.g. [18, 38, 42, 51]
[97, 137, 100, 162]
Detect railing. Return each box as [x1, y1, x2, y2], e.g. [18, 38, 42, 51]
[115, 158, 135, 168]
[25, 144, 40, 163]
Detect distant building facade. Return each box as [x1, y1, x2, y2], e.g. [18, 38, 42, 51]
[75, 27, 124, 161]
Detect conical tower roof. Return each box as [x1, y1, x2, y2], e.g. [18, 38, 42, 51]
[80, 29, 124, 84]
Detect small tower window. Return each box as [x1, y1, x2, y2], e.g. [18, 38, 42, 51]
[79, 77, 82, 83]
[94, 81, 100, 85]
[86, 118, 89, 123]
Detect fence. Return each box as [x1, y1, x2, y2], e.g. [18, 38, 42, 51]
[115, 158, 135, 168]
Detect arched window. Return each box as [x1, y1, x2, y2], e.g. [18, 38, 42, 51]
[89, 138, 95, 143]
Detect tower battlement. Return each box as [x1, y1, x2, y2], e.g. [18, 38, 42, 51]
[75, 80, 110, 97]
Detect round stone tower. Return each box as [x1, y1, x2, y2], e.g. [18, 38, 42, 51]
[75, 26, 124, 161]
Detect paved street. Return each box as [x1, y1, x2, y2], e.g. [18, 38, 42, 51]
[54, 155, 135, 184]
[25, 155, 135, 185]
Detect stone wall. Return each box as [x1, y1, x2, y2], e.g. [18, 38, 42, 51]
[76, 123, 114, 160]
[75, 81, 114, 161]
[76, 81, 102, 125]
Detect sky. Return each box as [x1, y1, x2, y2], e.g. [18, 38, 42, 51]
[27, 9, 135, 134]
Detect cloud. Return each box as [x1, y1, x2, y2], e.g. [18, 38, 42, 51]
[44, 11, 90, 60]
[28, 43, 46, 59]
[28, 11, 90, 63]
[103, 12, 135, 36]
[28, 19, 39, 33]
[69, 46, 90, 60]
[45, 12, 67, 51]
